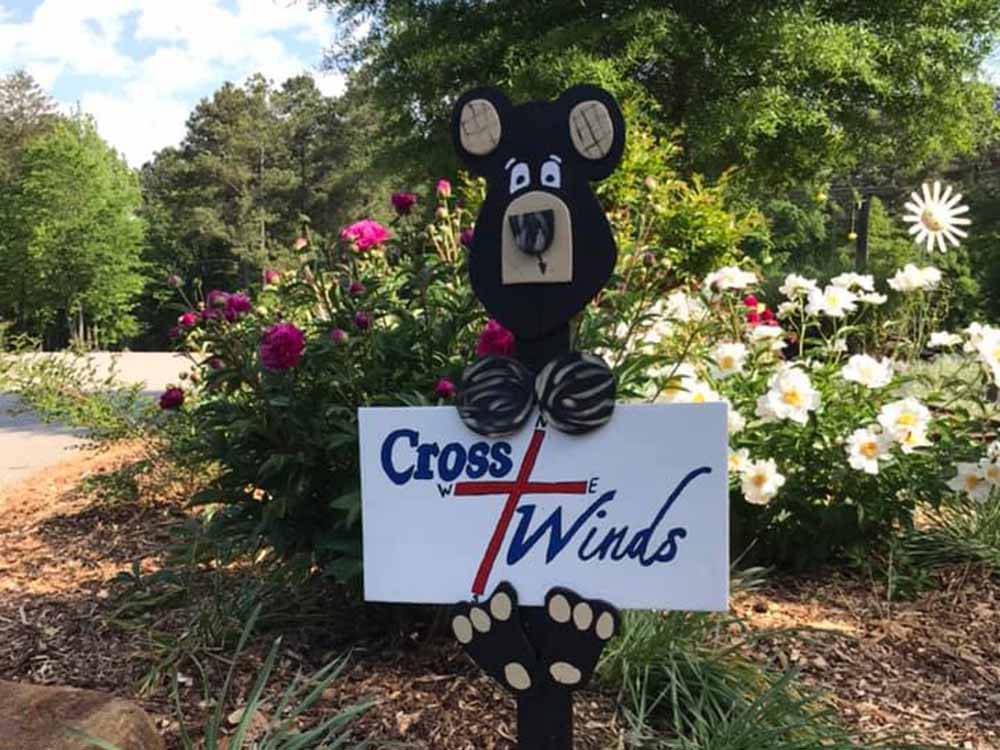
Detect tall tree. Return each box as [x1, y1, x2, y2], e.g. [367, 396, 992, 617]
[0, 70, 58, 183]
[140, 74, 352, 296]
[320, 0, 1000, 190]
[0, 117, 146, 347]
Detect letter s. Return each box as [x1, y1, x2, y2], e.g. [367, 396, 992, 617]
[381, 429, 418, 485]
[489, 442, 513, 477]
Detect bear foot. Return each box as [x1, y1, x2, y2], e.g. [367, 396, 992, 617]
[539, 587, 619, 689]
[535, 352, 616, 435]
[457, 356, 536, 437]
[452, 582, 538, 692]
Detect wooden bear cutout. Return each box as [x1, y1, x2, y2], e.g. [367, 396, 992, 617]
[450, 86, 627, 749]
[451, 85, 626, 438]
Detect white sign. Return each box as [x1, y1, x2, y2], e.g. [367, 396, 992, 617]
[359, 404, 729, 610]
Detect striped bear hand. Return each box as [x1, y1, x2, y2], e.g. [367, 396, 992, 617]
[457, 356, 536, 438]
[535, 352, 616, 435]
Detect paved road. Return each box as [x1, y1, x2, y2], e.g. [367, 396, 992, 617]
[0, 353, 190, 488]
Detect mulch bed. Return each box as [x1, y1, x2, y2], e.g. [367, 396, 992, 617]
[0, 446, 997, 748]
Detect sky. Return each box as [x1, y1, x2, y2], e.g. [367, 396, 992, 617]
[0, 0, 345, 167]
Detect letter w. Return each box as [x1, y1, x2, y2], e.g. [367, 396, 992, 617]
[506, 492, 615, 565]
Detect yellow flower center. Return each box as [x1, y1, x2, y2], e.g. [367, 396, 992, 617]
[720, 355, 736, 370]
[782, 389, 804, 407]
[860, 441, 879, 459]
[987, 464, 1000, 482]
[751, 473, 767, 488]
[921, 208, 944, 232]
[965, 475, 984, 492]
[825, 293, 839, 306]
[692, 392, 707, 404]
[992, 346, 1000, 365]
[897, 413, 918, 428]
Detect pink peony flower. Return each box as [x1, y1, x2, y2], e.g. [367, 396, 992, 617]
[348, 281, 366, 297]
[294, 236, 308, 250]
[330, 328, 349, 345]
[354, 311, 372, 331]
[263, 269, 281, 286]
[434, 377, 457, 399]
[391, 192, 418, 215]
[179, 311, 198, 328]
[166, 274, 182, 288]
[224, 292, 252, 322]
[761, 308, 777, 326]
[260, 323, 306, 372]
[208, 357, 224, 370]
[160, 386, 185, 410]
[207, 290, 229, 308]
[167, 326, 181, 340]
[340, 219, 390, 252]
[460, 228, 474, 247]
[476, 319, 515, 359]
[201, 307, 223, 322]
[436, 179, 452, 198]
[743, 294, 759, 309]
[746, 311, 761, 326]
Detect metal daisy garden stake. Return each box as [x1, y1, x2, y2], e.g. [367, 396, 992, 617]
[357, 85, 730, 750]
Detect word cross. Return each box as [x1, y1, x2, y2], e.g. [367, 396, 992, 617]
[454, 428, 588, 596]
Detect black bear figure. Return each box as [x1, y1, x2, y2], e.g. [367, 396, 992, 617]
[451, 85, 625, 437]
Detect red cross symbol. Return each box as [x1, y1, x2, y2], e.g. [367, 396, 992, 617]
[454, 428, 589, 596]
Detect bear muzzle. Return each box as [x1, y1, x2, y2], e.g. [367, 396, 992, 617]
[508, 209, 555, 256]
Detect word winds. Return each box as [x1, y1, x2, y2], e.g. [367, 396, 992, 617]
[505, 467, 711, 567]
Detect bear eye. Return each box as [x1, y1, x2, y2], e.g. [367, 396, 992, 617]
[541, 159, 561, 189]
[509, 162, 530, 194]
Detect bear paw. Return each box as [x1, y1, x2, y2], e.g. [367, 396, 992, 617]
[536, 352, 616, 435]
[457, 356, 536, 437]
[452, 582, 538, 693]
[540, 587, 619, 688]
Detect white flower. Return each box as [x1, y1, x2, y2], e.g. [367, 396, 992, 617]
[928, 331, 962, 348]
[756, 365, 821, 425]
[887, 264, 942, 293]
[989, 441, 1000, 460]
[858, 292, 887, 305]
[902, 180, 970, 253]
[877, 398, 932, 453]
[947, 462, 992, 502]
[846, 427, 893, 475]
[650, 360, 695, 385]
[661, 368, 719, 404]
[831, 272, 875, 292]
[749, 324, 786, 352]
[728, 447, 750, 474]
[711, 342, 748, 379]
[840, 354, 894, 389]
[727, 404, 746, 435]
[741, 458, 786, 505]
[779, 274, 819, 299]
[674, 377, 721, 404]
[980, 457, 1000, 487]
[777, 301, 799, 318]
[806, 285, 858, 318]
[704, 266, 758, 293]
[975, 327, 1000, 385]
[664, 290, 707, 323]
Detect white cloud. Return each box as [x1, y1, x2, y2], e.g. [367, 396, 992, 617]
[1, 0, 344, 167]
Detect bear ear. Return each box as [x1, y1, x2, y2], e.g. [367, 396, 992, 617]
[559, 85, 626, 182]
[451, 87, 512, 175]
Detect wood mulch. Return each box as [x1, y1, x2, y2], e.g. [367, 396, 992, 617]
[0, 445, 998, 749]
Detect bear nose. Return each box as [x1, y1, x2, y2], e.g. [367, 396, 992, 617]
[508, 209, 555, 255]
